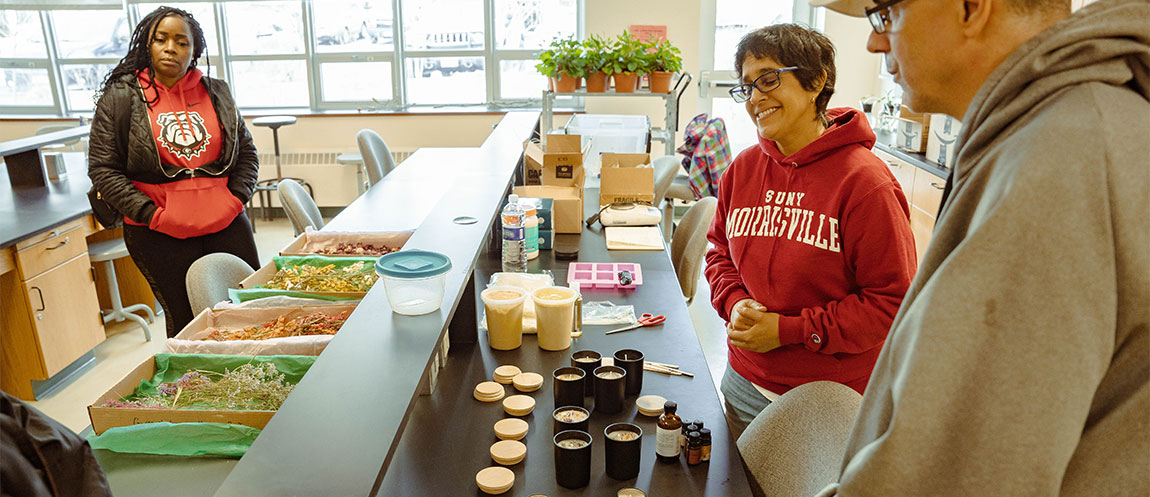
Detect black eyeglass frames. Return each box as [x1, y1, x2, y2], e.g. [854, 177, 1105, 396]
[729, 67, 799, 103]
[865, 0, 909, 34]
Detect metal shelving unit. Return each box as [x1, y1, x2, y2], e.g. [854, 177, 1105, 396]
[540, 73, 692, 156]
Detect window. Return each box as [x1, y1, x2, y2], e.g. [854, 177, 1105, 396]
[2, 0, 580, 114]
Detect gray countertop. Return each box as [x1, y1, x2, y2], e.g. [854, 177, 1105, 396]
[0, 152, 93, 248]
[873, 129, 950, 179]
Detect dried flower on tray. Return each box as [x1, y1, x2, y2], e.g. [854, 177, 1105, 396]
[205, 311, 349, 341]
[102, 363, 295, 411]
[264, 261, 377, 292]
[312, 242, 398, 256]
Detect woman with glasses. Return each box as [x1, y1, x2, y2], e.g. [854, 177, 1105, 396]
[704, 23, 917, 439]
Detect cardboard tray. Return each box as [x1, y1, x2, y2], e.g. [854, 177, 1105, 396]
[87, 357, 276, 435]
[238, 256, 377, 299]
[279, 230, 413, 257]
[168, 303, 358, 356]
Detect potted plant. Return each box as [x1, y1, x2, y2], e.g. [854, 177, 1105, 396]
[582, 34, 613, 93]
[607, 31, 645, 93]
[552, 37, 586, 92]
[646, 39, 681, 93]
[536, 37, 586, 93]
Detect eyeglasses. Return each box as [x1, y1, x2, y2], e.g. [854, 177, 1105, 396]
[865, 0, 909, 34]
[729, 67, 798, 103]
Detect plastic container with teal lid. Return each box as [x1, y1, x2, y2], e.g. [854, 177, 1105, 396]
[375, 250, 452, 315]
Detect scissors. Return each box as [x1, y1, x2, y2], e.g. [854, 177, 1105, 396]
[605, 313, 666, 335]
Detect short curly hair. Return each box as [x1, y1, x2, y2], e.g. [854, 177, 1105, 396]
[734, 24, 836, 126]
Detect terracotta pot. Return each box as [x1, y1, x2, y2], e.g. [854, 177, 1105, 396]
[555, 73, 578, 93]
[547, 77, 556, 92]
[649, 71, 673, 93]
[585, 72, 608, 93]
[612, 73, 638, 93]
[576, 76, 584, 90]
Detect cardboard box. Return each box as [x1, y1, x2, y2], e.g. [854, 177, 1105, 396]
[514, 171, 584, 234]
[523, 134, 587, 187]
[599, 153, 654, 206]
[537, 229, 553, 250]
[88, 356, 280, 435]
[896, 105, 931, 153]
[238, 257, 375, 299]
[897, 119, 928, 153]
[168, 304, 358, 356]
[279, 231, 412, 257]
[926, 114, 963, 168]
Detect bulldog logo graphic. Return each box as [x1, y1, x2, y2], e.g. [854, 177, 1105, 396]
[156, 111, 211, 160]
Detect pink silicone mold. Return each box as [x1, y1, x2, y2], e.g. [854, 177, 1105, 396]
[567, 262, 643, 290]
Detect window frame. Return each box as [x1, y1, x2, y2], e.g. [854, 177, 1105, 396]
[2, 0, 585, 115]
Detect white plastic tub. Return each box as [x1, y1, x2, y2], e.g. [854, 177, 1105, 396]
[564, 114, 651, 158]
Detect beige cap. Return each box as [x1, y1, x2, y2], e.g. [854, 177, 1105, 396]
[809, 0, 871, 17]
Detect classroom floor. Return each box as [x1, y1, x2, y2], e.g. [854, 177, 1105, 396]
[27, 216, 731, 434]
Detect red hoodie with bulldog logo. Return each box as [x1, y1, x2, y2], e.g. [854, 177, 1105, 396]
[124, 68, 243, 239]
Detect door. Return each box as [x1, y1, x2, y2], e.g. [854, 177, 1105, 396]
[25, 253, 104, 376]
[697, 0, 823, 154]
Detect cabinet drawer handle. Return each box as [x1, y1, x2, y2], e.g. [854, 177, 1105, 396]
[30, 287, 45, 312]
[44, 236, 70, 250]
[886, 161, 901, 168]
[930, 182, 945, 190]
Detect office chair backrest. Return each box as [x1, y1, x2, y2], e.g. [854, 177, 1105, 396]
[185, 252, 256, 315]
[356, 129, 397, 187]
[670, 196, 717, 301]
[278, 179, 323, 236]
[737, 381, 862, 497]
[652, 156, 680, 208]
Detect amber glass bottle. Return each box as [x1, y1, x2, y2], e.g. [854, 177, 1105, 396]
[655, 401, 683, 463]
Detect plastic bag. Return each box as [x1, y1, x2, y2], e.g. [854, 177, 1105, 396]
[484, 272, 554, 334]
[581, 301, 635, 325]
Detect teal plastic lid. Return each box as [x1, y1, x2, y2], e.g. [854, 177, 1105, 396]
[374, 250, 452, 279]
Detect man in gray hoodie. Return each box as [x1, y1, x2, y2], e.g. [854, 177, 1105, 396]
[803, 0, 1149, 494]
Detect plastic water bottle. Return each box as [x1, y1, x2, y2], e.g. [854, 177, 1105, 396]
[501, 194, 527, 272]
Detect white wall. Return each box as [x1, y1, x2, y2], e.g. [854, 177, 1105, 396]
[823, 13, 882, 110]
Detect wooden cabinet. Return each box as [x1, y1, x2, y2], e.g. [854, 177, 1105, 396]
[876, 149, 947, 263]
[0, 219, 104, 400]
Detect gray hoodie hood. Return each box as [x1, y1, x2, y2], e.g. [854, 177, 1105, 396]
[953, 0, 1150, 191]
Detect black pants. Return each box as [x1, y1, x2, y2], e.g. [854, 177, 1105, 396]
[123, 212, 259, 338]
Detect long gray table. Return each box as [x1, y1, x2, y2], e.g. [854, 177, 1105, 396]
[376, 196, 749, 495]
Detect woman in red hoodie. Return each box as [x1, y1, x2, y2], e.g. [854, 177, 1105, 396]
[89, 7, 259, 338]
[705, 24, 917, 439]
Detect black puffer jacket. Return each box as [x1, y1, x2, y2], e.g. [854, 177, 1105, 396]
[87, 73, 259, 225]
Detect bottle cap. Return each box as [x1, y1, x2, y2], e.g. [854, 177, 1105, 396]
[700, 427, 712, 439]
[663, 400, 677, 413]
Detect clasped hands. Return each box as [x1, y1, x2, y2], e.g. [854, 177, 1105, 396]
[727, 298, 781, 353]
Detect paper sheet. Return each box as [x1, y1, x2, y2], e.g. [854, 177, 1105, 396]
[605, 226, 664, 250]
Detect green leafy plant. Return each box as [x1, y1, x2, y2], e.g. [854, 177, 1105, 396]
[535, 45, 559, 78]
[537, 37, 586, 79]
[553, 37, 587, 79]
[647, 39, 682, 73]
[605, 30, 646, 75]
[581, 34, 615, 73]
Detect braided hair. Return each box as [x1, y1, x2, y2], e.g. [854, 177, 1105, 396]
[95, 6, 208, 107]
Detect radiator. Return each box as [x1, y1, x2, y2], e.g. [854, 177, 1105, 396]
[256, 150, 414, 166]
[253, 149, 415, 208]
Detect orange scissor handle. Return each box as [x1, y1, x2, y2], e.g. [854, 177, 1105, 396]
[638, 313, 666, 326]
